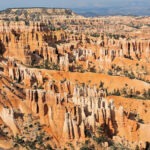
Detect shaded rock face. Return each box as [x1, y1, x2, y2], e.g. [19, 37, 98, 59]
[0, 40, 6, 55]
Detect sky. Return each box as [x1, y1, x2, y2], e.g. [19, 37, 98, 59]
[0, 0, 150, 10]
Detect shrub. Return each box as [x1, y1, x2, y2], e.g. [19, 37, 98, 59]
[80, 141, 95, 150]
[93, 135, 108, 145]
[99, 81, 104, 88]
[84, 129, 92, 138]
[112, 89, 121, 96]
[128, 72, 135, 79]
[107, 69, 113, 75]
[15, 16, 19, 21]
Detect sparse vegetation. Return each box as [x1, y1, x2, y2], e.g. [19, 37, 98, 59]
[12, 115, 53, 150]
